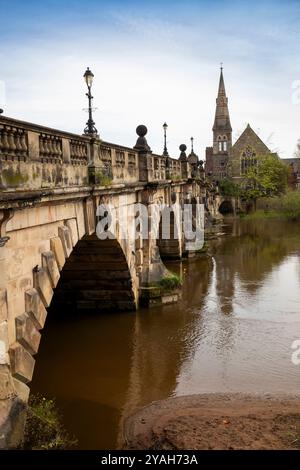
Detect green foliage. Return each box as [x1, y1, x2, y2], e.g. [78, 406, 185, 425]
[99, 174, 113, 186]
[169, 173, 181, 181]
[23, 394, 77, 450]
[280, 190, 300, 219]
[89, 168, 113, 186]
[153, 272, 182, 291]
[243, 190, 300, 220]
[241, 154, 288, 200]
[218, 178, 240, 197]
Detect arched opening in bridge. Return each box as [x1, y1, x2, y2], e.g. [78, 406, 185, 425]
[157, 208, 182, 260]
[219, 200, 234, 215]
[50, 234, 136, 313]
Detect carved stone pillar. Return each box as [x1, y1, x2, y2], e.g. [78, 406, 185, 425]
[87, 137, 106, 185]
[134, 125, 153, 182]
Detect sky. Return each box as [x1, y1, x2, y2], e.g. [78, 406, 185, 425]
[0, 0, 300, 159]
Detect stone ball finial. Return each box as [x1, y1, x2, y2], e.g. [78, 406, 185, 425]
[134, 124, 151, 152]
[179, 143, 187, 162]
[136, 125, 148, 137]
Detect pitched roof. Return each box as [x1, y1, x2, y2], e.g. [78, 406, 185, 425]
[232, 124, 271, 152]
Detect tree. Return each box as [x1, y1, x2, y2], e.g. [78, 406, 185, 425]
[241, 154, 288, 202]
[218, 178, 240, 197]
[294, 139, 300, 158]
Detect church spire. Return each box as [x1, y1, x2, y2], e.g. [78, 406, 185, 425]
[217, 63, 226, 95]
[213, 65, 232, 132]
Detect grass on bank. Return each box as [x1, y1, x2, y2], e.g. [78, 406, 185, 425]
[151, 272, 182, 292]
[23, 394, 77, 450]
[242, 191, 300, 221]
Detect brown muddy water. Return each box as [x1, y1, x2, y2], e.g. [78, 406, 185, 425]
[30, 218, 300, 449]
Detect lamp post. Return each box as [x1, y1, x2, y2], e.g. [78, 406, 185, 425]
[83, 67, 98, 136]
[162, 122, 169, 157]
[190, 136, 194, 154]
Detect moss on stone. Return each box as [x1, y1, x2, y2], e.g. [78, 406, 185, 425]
[2, 168, 29, 187]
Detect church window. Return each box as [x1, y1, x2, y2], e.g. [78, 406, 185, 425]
[218, 142, 222, 151]
[241, 146, 257, 175]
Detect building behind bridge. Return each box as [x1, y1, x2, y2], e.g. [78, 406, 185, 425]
[205, 68, 300, 188]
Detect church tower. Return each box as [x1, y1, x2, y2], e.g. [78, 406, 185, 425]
[206, 66, 232, 180]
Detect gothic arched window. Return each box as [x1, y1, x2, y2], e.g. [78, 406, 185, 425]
[241, 146, 257, 175]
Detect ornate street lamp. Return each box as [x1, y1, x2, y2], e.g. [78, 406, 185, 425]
[190, 136, 194, 154]
[162, 122, 169, 157]
[83, 67, 98, 136]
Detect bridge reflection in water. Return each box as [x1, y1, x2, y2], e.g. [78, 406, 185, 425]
[30, 219, 300, 449]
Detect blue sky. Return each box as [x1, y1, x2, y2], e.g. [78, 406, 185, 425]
[0, 0, 300, 158]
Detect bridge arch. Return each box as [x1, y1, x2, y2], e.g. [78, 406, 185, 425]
[157, 205, 182, 260]
[50, 233, 137, 313]
[218, 199, 235, 215]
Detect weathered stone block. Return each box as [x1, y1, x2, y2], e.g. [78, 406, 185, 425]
[42, 251, 60, 288]
[135, 237, 143, 250]
[13, 378, 30, 402]
[135, 249, 143, 266]
[0, 289, 8, 322]
[84, 198, 96, 235]
[0, 395, 27, 449]
[62, 137, 71, 163]
[15, 313, 41, 355]
[27, 131, 40, 161]
[0, 364, 15, 400]
[9, 343, 35, 383]
[0, 321, 9, 365]
[50, 236, 65, 271]
[33, 267, 53, 307]
[25, 288, 47, 330]
[66, 219, 79, 247]
[58, 225, 72, 257]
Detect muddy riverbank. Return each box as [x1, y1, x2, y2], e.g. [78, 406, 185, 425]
[124, 394, 300, 450]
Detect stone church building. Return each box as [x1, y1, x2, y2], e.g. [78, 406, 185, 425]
[205, 68, 279, 183]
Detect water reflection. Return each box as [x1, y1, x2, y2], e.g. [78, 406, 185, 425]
[30, 219, 300, 449]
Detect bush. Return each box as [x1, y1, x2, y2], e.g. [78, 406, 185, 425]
[154, 272, 182, 291]
[23, 394, 77, 450]
[244, 190, 300, 220]
[281, 190, 300, 219]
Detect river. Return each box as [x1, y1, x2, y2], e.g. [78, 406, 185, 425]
[30, 218, 300, 449]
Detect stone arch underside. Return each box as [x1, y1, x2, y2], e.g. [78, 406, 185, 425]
[218, 199, 234, 215]
[157, 208, 182, 260]
[51, 234, 136, 312]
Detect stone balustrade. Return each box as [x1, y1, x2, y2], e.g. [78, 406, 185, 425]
[0, 123, 28, 162]
[0, 115, 194, 192]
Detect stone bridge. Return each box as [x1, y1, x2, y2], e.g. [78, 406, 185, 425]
[0, 115, 215, 447]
